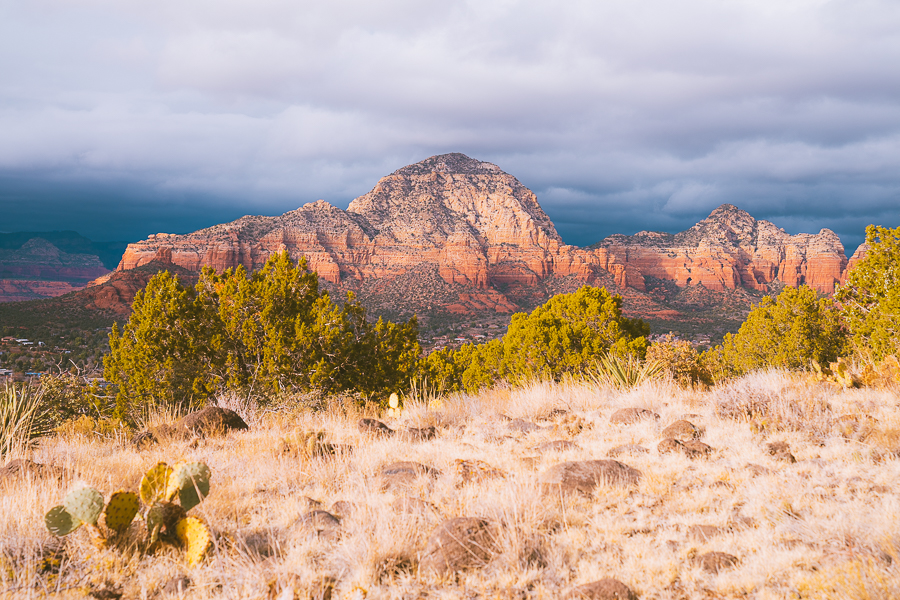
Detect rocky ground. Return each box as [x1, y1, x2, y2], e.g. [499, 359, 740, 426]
[2, 372, 899, 599]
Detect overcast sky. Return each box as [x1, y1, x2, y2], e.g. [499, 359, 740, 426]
[2, 0, 899, 252]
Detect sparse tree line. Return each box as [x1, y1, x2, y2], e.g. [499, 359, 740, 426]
[5, 225, 897, 432]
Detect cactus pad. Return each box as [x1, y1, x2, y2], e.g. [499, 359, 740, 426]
[147, 501, 187, 544]
[45, 505, 80, 536]
[165, 462, 211, 511]
[63, 486, 104, 526]
[176, 516, 212, 567]
[104, 491, 140, 533]
[140, 462, 173, 505]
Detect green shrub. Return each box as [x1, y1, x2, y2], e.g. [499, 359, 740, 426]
[836, 225, 900, 360]
[105, 252, 420, 420]
[720, 285, 846, 376]
[424, 285, 649, 392]
[646, 335, 711, 387]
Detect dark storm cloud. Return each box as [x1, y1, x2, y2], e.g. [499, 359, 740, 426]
[1, 0, 899, 254]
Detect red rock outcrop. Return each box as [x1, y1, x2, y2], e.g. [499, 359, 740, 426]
[116, 154, 596, 313]
[0, 238, 110, 302]
[112, 157, 850, 316]
[592, 205, 848, 294]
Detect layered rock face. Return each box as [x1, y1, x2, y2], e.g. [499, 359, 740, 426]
[113, 156, 850, 317]
[592, 205, 849, 294]
[116, 154, 594, 302]
[0, 238, 110, 302]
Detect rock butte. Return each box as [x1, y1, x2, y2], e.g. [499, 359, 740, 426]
[113, 153, 859, 315]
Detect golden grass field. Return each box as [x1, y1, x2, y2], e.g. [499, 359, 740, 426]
[2, 371, 900, 599]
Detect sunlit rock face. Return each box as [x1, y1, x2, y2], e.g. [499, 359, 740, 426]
[591, 204, 849, 295]
[115, 156, 850, 317]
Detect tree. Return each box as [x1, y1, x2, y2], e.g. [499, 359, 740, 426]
[835, 225, 900, 360]
[105, 252, 420, 420]
[424, 285, 649, 392]
[721, 285, 845, 375]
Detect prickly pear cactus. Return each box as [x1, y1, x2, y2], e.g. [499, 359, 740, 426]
[104, 491, 140, 533]
[140, 462, 173, 505]
[176, 516, 212, 567]
[45, 505, 80, 536]
[63, 486, 104, 527]
[165, 462, 211, 512]
[147, 501, 187, 545]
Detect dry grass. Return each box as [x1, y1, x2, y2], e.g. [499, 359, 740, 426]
[2, 371, 900, 599]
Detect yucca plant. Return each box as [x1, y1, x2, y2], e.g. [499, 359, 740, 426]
[1, 382, 52, 459]
[588, 353, 666, 390]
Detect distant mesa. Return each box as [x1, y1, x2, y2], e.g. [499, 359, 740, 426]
[115, 153, 854, 320]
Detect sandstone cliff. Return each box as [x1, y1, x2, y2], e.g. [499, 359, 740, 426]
[113, 156, 851, 320]
[0, 238, 110, 302]
[592, 204, 849, 294]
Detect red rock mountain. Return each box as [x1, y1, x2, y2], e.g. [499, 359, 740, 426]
[113, 154, 851, 317]
[0, 237, 110, 302]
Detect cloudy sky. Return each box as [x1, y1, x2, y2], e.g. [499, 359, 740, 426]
[2, 0, 899, 251]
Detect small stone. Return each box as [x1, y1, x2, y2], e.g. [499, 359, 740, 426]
[687, 524, 724, 541]
[697, 551, 739, 573]
[506, 418, 543, 433]
[766, 441, 796, 463]
[610, 408, 659, 425]
[379, 461, 441, 491]
[329, 500, 356, 517]
[606, 444, 649, 458]
[682, 440, 714, 458]
[177, 407, 248, 438]
[420, 517, 498, 575]
[455, 459, 505, 485]
[358, 418, 394, 436]
[296, 510, 341, 540]
[661, 420, 702, 440]
[161, 575, 191, 596]
[565, 577, 637, 599]
[397, 426, 436, 442]
[539, 460, 641, 495]
[531, 440, 580, 453]
[0, 459, 67, 482]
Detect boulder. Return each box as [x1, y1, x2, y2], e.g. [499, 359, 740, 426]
[765, 441, 796, 463]
[539, 460, 641, 494]
[358, 418, 394, 436]
[660, 420, 702, 440]
[454, 459, 505, 486]
[419, 517, 498, 576]
[606, 444, 649, 458]
[379, 461, 441, 491]
[397, 426, 437, 442]
[177, 407, 248, 438]
[610, 408, 659, 425]
[697, 551, 739, 573]
[295, 510, 341, 540]
[565, 578, 638, 599]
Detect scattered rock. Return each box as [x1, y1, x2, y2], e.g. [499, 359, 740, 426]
[420, 517, 498, 576]
[658, 438, 711, 459]
[161, 575, 191, 596]
[296, 510, 341, 540]
[506, 418, 544, 434]
[661, 420, 702, 440]
[329, 501, 357, 517]
[687, 524, 724, 541]
[728, 514, 757, 529]
[131, 423, 178, 447]
[539, 460, 642, 495]
[0, 459, 67, 482]
[610, 408, 659, 425]
[454, 459, 505, 486]
[766, 441, 797, 463]
[177, 407, 249, 438]
[565, 578, 637, 599]
[682, 440, 714, 458]
[606, 444, 649, 458]
[89, 584, 122, 600]
[398, 426, 437, 442]
[746, 463, 772, 477]
[358, 418, 394, 436]
[379, 461, 441, 491]
[531, 440, 580, 453]
[697, 551, 739, 573]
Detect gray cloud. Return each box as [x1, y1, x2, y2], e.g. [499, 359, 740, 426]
[1, 0, 899, 251]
